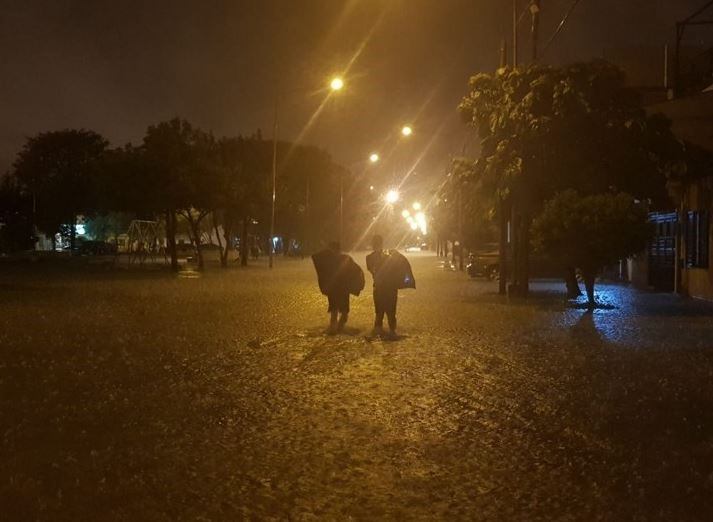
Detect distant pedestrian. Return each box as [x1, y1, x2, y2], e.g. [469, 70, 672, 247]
[366, 235, 415, 338]
[312, 241, 364, 334]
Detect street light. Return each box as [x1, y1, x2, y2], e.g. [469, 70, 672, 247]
[340, 151, 378, 247]
[415, 211, 427, 234]
[412, 201, 421, 211]
[330, 77, 344, 91]
[270, 102, 278, 269]
[385, 189, 400, 204]
[270, 75, 345, 268]
[401, 125, 413, 137]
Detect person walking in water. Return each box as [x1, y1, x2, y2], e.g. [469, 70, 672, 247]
[366, 235, 415, 338]
[312, 241, 364, 334]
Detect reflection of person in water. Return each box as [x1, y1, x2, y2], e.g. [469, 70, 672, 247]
[366, 235, 403, 337]
[312, 241, 364, 334]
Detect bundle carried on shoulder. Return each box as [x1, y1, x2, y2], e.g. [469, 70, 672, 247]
[312, 249, 365, 296]
[375, 250, 416, 290]
[344, 257, 365, 296]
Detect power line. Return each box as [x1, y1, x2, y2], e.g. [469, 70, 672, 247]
[541, 0, 584, 58]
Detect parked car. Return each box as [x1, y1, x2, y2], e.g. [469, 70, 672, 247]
[466, 244, 500, 280]
[466, 243, 563, 280]
[405, 243, 428, 253]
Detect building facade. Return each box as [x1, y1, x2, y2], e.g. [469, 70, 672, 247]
[649, 92, 713, 300]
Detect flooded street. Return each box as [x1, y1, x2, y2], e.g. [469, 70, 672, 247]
[2, 253, 713, 520]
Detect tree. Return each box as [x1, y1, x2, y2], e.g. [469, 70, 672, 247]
[531, 190, 652, 307]
[13, 129, 108, 249]
[0, 175, 35, 253]
[174, 129, 220, 271]
[83, 212, 134, 243]
[143, 118, 220, 270]
[276, 145, 341, 254]
[435, 160, 465, 265]
[85, 144, 162, 251]
[459, 61, 680, 296]
[95, 144, 161, 218]
[214, 135, 269, 267]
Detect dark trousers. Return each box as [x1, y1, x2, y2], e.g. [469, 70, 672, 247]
[373, 286, 398, 330]
[327, 292, 350, 314]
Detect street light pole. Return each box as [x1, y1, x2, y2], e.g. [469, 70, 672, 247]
[458, 184, 464, 271]
[268, 76, 344, 264]
[304, 176, 310, 254]
[339, 171, 344, 247]
[513, 0, 518, 67]
[530, 0, 540, 63]
[269, 97, 278, 269]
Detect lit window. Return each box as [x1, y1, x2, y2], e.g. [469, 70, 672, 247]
[685, 210, 709, 268]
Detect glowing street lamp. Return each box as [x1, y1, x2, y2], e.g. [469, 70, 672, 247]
[412, 201, 421, 211]
[385, 189, 400, 204]
[369, 152, 380, 163]
[330, 77, 344, 91]
[415, 211, 427, 235]
[401, 125, 413, 137]
[271, 75, 345, 268]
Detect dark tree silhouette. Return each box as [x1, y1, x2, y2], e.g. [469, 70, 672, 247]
[531, 190, 652, 307]
[143, 118, 220, 270]
[0, 175, 35, 253]
[458, 60, 681, 296]
[13, 129, 108, 249]
[214, 135, 269, 267]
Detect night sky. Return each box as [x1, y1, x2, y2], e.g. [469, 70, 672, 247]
[0, 0, 709, 179]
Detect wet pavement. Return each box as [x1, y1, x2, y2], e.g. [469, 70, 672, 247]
[2, 252, 713, 520]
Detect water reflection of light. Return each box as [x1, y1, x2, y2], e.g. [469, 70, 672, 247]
[563, 284, 630, 345]
[178, 268, 201, 279]
[530, 280, 713, 350]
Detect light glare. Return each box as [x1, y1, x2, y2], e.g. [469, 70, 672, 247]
[330, 77, 344, 91]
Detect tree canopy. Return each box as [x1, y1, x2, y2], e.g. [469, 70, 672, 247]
[3, 119, 347, 266]
[531, 190, 652, 306]
[12, 129, 108, 243]
[453, 60, 683, 296]
[458, 61, 681, 214]
[0, 175, 34, 252]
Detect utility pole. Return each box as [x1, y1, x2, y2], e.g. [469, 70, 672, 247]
[512, 0, 518, 67]
[498, 200, 509, 295]
[339, 171, 344, 247]
[269, 98, 278, 269]
[458, 185, 464, 271]
[304, 176, 310, 254]
[674, 1, 713, 97]
[530, 0, 541, 62]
